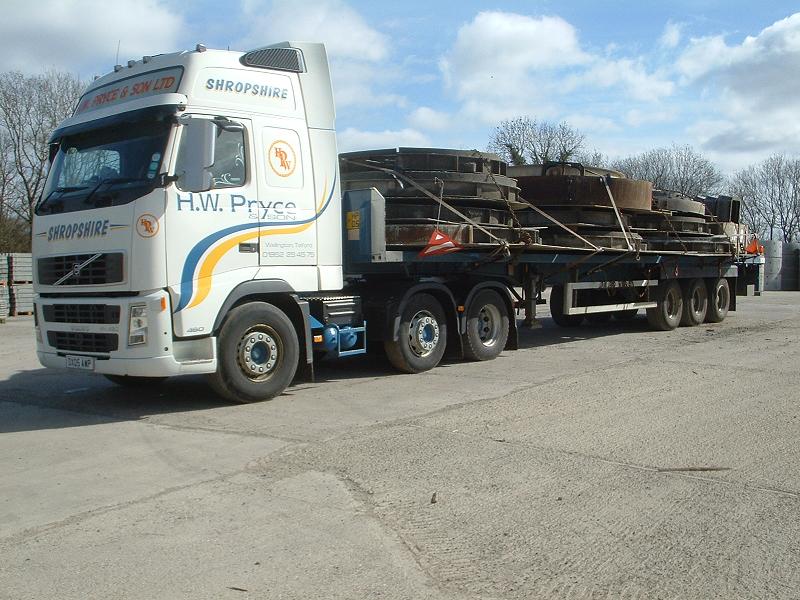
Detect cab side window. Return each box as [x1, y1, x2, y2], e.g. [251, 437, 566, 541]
[175, 121, 247, 191]
[210, 128, 246, 188]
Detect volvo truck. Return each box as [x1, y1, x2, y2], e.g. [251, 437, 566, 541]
[32, 42, 738, 402]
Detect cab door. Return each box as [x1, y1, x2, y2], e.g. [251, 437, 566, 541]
[167, 115, 260, 324]
[255, 119, 317, 268]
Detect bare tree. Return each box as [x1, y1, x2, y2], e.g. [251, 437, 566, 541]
[0, 70, 84, 236]
[731, 154, 800, 242]
[613, 144, 724, 196]
[488, 117, 586, 165]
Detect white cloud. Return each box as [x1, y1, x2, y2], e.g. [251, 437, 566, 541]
[439, 12, 589, 123]
[563, 114, 619, 133]
[337, 127, 429, 152]
[238, 0, 400, 109]
[659, 21, 683, 49]
[240, 0, 387, 61]
[578, 58, 674, 101]
[625, 108, 677, 127]
[675, 13, 800, 159]
[439, 11, 673, 125]
[0, 0, 184, 74]
[408, 107, 452, 131]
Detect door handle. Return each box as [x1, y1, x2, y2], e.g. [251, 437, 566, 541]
[238, 242, 259, 253]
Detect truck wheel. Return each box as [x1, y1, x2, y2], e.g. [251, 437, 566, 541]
[104, 375, 167, 387]
[384, 293, 447, 374]
[705, 278, 730, 323]
[208, 302, 299, 403]
[613, 309, 638, 320]
[463, 289, 509, 361]
[646, 280, 683, 331]
[549, 285, 584, 327]
[680, 278, 708, 326]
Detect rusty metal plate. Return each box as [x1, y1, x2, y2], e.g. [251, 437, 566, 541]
[515, 175, 653, 211]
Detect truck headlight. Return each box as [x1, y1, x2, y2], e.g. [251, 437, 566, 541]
[128, 304, 148, 346]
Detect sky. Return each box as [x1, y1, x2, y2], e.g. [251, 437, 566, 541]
[1, 0, 799, 173]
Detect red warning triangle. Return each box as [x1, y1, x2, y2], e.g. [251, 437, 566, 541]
[418, 228, 463, 257]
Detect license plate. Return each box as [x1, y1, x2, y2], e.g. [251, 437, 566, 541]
[65, 355, 95, 371]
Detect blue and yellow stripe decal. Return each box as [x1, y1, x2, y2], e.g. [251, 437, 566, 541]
[175, 173, 337, 312]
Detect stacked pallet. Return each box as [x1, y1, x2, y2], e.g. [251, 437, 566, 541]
[3, 253, 34, 316]
[340, 148, 540, 248]
[0, 254, 7, 321]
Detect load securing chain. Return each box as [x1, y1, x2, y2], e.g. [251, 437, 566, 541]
[470, 151, 603, 252]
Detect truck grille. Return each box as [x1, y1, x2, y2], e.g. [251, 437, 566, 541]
[47, 331, 118, 353]
[42, 304, 121, 324]
[38, 253, 124, 286]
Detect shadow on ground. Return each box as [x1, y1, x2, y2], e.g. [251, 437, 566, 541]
[0, 315, 649, 434]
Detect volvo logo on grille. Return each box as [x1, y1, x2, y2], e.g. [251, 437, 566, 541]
[53, 253, 102, 286]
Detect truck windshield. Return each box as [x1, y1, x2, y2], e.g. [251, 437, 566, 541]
[37, 119, 172, 215]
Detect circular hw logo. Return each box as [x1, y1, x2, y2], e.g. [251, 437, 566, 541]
[136, 214, 159, 238]
[268, 140, 296, 178]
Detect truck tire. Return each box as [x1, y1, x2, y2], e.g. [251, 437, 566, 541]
[549, 285, 584, 327]
[104, 375, 167, 387]
[705, 278, 730, 323]
[646, 280, 683, 331]
[384, 293, 447, 374]
[208, 302, 299, 403]
[463, 289, 509, 361]
[680, 278, 708, 326]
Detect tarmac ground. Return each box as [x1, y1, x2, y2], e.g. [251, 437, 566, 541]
[1, 292, 799, 599]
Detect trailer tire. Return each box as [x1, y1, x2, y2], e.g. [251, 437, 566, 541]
[463, 289, 509, 361]
[384, 293, 447, 374]
[613, 309, 638, 320]
[104, 375, 167, 387]
[705, 278, 730, 323]
[680, 278, 708, 326]
[208, 302, 299, 403]
[646, 280, 683, 331]
[549, 285, 584, 327]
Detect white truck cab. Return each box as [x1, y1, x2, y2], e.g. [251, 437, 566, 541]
[33, 42, 348, 400]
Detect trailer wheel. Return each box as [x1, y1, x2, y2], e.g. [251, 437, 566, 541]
[104, 375, 167, 387]
[705, 278, 730, 323]
[646, 280, 683, 331]
[549, 285, 584, 327]
[208, 302, 299, 403]
[680, 278, 708, 326]
[613, 309, 638, 321]
[463, 289, 509, 361]
[384, 293, 447, 374]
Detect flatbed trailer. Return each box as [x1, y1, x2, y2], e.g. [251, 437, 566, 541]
[333, 186, 736, 373]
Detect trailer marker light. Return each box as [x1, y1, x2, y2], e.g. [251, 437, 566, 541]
[457, 305, 465, 312]
[313, 334, 323, 343]
[160, 297, 167, 312]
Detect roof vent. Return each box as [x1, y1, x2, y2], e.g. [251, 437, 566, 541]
[241, 47, 305, 73]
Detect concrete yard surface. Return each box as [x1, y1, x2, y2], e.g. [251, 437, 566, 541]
[0, 293, 799, 599]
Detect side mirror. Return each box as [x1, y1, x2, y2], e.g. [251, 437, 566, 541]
[178, 117, 217, 192]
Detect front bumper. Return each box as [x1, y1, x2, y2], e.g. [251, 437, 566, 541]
[35, 290, 217, 377]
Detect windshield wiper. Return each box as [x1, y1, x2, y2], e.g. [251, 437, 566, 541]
[82, 177, 148, 207]
[37, 186, 87, 213]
